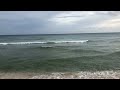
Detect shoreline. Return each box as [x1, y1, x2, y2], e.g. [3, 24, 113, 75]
[0, 70, 120, 79]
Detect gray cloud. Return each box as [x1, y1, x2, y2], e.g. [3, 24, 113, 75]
[0, 11, 120, 35]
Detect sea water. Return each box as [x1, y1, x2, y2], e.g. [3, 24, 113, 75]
[0, 33, 120, 72]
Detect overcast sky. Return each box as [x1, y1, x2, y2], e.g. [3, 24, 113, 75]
[0, 11, 120, 35]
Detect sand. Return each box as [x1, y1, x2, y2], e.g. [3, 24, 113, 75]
[0, 70, 120, 79]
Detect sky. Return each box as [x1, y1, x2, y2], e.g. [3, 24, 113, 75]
[0, 11, 120, 35]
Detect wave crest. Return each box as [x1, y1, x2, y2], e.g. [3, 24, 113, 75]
[0, 40, 88, 45]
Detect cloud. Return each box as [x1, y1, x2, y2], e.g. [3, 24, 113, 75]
[48, 11, 95, 25]
[94, 14, 120, 29]
[0, 11, 120, 35]
[99, 19, 120, 28]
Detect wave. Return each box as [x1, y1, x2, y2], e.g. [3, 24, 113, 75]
[0, 42, 46, 45]
[0, 40, 88, 45]
[40, 46, 53, 48]
[53, 40, 89, 43]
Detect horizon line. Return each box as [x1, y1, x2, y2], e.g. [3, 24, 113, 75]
[0, 32, 120, 36]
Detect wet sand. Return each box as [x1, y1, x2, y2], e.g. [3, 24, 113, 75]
[0, 70, 120, 79]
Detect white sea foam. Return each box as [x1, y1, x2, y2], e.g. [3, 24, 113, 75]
[0, 70, 120, 79]
[0, 42, 46, 45]
[0, 43, 8, 45]
[54, 40, 89, 43]
[0, 40, 88, 45]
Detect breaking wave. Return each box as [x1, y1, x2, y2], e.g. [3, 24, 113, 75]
[0, 40, 89, 45]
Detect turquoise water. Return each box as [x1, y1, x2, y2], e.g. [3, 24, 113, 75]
[0, 33, 120, 72]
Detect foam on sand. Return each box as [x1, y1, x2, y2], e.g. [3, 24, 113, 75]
[0, 70, 120, 79]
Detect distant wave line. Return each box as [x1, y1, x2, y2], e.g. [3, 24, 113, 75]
[0, 40, 89, 45]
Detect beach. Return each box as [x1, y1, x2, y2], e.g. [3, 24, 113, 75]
[0, 70, 120, 79]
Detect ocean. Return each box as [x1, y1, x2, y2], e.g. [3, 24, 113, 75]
[0, 33, 120, 72]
